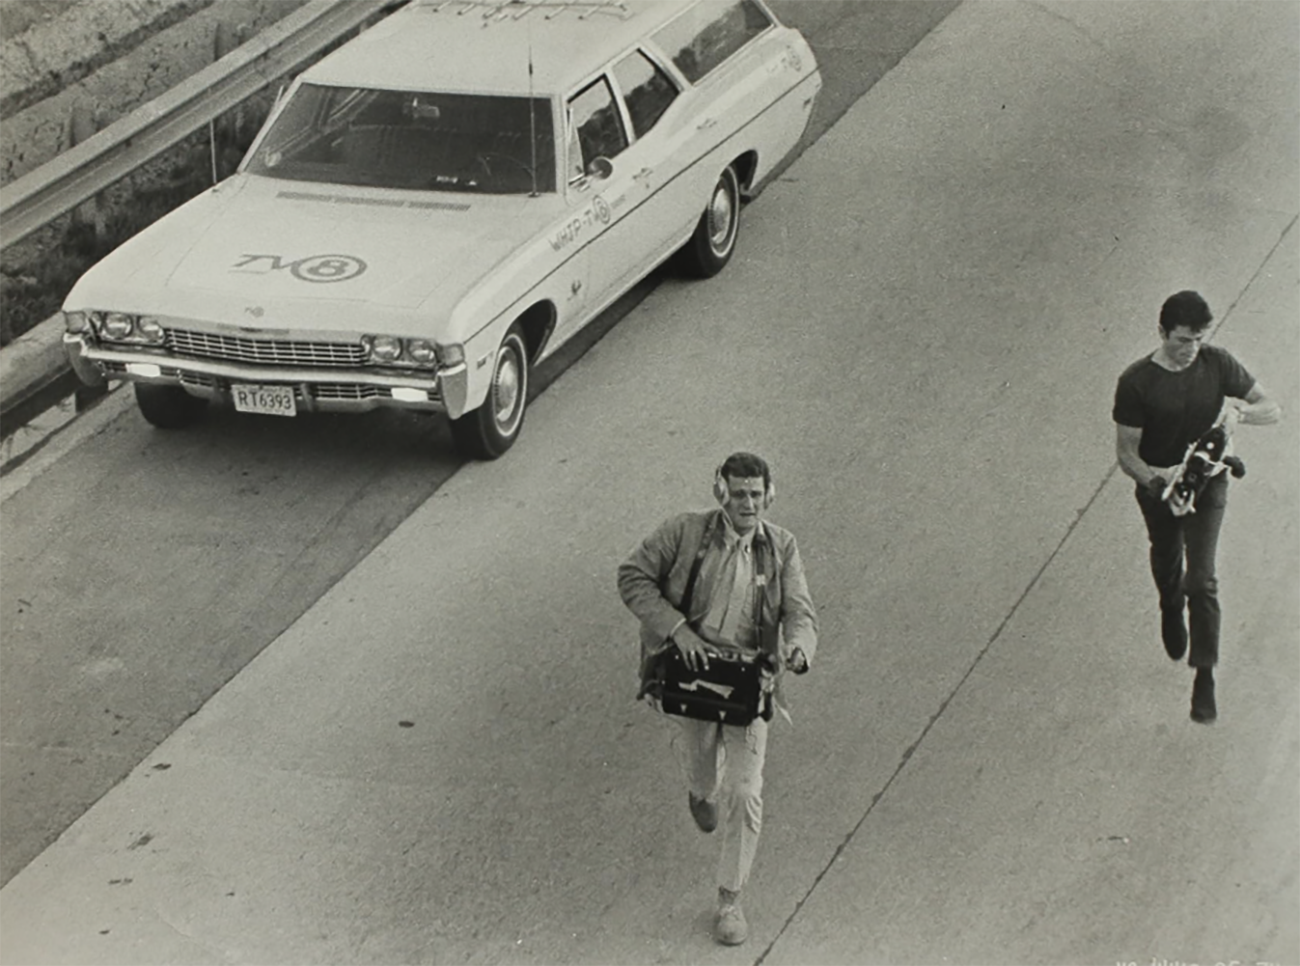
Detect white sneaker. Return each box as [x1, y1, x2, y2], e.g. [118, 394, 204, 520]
[714, 891, 748, 945]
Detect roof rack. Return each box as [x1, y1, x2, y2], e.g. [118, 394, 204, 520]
[418, 0, 633, 22]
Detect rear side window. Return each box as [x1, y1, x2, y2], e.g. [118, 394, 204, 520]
[612, 50, 678, 139]
[652, 0, 773, 84]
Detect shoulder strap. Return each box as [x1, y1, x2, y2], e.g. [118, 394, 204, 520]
[679, 512, 718, 618]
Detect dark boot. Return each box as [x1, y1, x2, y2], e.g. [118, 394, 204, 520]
[688, 793, 717, 833]
[1161, 606, 1188, 661]
[1190, 667, 1216, 724]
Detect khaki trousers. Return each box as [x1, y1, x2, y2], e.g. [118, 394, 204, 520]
[675, 716, 769, 893]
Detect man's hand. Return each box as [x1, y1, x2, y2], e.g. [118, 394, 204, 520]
[672, 625, 712, 671]
[1146, 467, 1177, 500]
[788, 647, 809, 675]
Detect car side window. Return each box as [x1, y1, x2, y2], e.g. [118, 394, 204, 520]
[612, 50, 678, 139]
[652, 0, 772, 84]
[566, 76, 628, 182]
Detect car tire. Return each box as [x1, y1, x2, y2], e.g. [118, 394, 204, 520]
[679, 165, 741, 278]
[449, 323, 529, 460]
[134, 383, 207, 429]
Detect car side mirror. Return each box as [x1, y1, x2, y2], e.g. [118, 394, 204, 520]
[586, 156, 613, 181]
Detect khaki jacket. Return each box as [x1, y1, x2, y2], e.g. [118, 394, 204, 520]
[617, 509, 818, 692]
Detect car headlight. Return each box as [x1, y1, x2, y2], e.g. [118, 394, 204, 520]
[102, 312, 134, 340]
[363, 333, 445, 367]
[137, 316, 165, 343]
[365, 335, 402, 363]
[405, 339, 436, 365]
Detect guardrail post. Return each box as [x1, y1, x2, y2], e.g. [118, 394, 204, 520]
[68, 105, 105, 239]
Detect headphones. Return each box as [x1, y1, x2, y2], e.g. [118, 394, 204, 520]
[713, 454, 776, 509]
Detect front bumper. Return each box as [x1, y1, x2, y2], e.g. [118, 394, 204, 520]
[64, 333, 470, 419]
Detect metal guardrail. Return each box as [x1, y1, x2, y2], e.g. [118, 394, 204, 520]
[0, 0, 403, 445]
[0, 0, 398, 247]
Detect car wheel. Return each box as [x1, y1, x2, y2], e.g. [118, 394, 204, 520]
[679, 165, 740, 278]
[134, 383, 207, 429]
[449, 323, 529, 460]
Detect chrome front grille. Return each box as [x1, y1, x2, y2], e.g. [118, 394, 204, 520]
[166, 327, 364, 368]
[314, 384, 388, 401]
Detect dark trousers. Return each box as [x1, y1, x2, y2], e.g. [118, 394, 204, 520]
[1135, 474, 1228, 667]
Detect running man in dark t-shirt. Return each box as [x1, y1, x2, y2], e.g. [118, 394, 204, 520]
[1112, 290, 1280, 724]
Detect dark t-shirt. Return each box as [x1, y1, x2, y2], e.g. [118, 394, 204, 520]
[1112, 344, 1254, 467]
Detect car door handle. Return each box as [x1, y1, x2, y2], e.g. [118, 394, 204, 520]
[697, 117, 717, 131]
[633, 167, 653, 182]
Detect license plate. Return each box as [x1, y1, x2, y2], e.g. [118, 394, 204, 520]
[232, 383, 296, 417]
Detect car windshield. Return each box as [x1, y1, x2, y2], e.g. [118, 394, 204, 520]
[244, 84, 556, 194]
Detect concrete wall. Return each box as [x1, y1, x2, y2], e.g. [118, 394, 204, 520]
[0, 0, 308, 186]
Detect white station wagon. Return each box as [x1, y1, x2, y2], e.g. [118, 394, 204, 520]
[62, 0, 821, 458]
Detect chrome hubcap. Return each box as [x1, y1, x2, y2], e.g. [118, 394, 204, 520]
[708, 182, 735, 252]
[492, 343, 522, 429]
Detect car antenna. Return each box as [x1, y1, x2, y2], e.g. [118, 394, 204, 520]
[527, 15, 539, 198]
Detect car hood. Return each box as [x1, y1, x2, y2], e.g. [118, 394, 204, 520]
[66, 175, 561, 331]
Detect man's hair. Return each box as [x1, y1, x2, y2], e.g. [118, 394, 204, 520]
[719, 451, 771, 488]
[1159, 290, 1213, 335]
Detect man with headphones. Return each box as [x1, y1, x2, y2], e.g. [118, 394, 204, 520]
[617, 452, 818, 946]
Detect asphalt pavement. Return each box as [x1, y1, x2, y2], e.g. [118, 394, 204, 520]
[1, 2, 1296, 964]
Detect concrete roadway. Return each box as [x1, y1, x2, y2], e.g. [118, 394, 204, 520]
[2, 1, 1298, 964]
